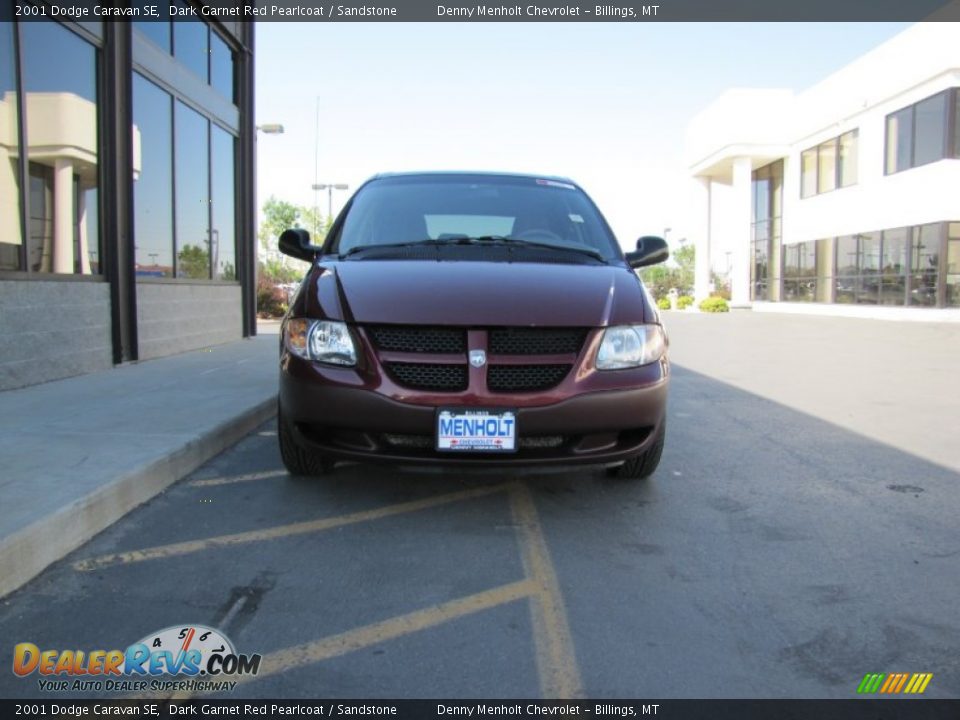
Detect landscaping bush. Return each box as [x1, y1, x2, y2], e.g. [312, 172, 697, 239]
[676, 295, 694, 310]
[699, 296, 730, 313]
[657, 297, 671, 310]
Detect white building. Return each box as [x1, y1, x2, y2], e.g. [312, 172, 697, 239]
[686, 22, 960, 319]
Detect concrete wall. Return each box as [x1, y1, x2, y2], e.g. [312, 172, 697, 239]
[0, 279, 112, 391]
[136, 282, 242, 360]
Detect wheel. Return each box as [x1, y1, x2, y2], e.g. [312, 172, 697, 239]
[278, 403, 334, 477]
[609, 422, 665, 480]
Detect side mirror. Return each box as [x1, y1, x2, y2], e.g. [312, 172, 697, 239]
[278, 228, 318, 262]
[625, 235, 669, 269]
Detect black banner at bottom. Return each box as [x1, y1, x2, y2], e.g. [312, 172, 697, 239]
[3, 699, 960, 720]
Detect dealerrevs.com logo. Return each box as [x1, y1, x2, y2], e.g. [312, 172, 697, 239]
[12, 624, 261, 693]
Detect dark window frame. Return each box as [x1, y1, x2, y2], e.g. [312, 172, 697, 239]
[800, 129, 858, 198]
[132, 24, 240, 285]
[751, 160, 783, 301]
[884, 88, 959, 175]
[6, 13, 106, 278]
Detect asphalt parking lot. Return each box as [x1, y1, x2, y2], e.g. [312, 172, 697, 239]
[2, 312, 959, 699]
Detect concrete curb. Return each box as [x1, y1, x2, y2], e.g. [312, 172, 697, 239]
[0, 398, 277, 599]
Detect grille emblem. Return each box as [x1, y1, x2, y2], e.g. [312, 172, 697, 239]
[469, 350, 486, 368]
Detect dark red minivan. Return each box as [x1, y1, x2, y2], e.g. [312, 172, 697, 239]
[277, 172, 669, 479]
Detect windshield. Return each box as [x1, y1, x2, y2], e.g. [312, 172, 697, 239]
[330, 175, 622, 261]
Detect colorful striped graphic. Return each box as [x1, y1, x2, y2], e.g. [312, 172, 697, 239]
[857, 672, 933, 694]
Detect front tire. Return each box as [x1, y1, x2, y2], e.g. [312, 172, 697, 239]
[278, 403, 334, 477]
[609, 421, 665, 480]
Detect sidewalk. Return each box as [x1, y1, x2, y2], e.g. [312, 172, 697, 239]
[0, 326, 280, 598]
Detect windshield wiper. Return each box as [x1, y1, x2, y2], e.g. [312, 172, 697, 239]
[339, 239, 453, 258]
[461, 235, 606, 261]
[339, 236, 605, 262]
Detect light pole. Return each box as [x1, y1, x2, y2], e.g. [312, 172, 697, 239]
[663, 226, 672, 243]
[255, 124, 284, 135]
[312, 183, 349, 222]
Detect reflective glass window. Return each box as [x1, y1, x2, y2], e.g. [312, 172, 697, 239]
[886, 108, 912, 174]
[133, 17, 170, 53]
[174, 101, 210, 279]
[817, 139, 837, 193]
[955, 92, 960, 158]
[210, 32, 233, 101]
[210, 125, 236, 280]
[0, 19, 22, 270]
[879, 228, 908, 306]
[909, 224, 940, 307]
[21, 20, 99, 274]
[947, 231, 959, 307]
[173, 5, 209, 81]
[839, 130, 858, 187]
[133, 73, 174, 277]
[913, 92, 947, 167]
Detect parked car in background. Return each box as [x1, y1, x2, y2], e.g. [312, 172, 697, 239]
[277, 172, 670, 479]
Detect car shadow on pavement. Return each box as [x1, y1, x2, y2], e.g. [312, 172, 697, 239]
[0, 365, 958, 698]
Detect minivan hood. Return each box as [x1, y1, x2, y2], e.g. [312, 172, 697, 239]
[306, 260, 651, 327]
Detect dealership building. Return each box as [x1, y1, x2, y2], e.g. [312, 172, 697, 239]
[0, 10, 256, 391]
[687, 22, 960, 318]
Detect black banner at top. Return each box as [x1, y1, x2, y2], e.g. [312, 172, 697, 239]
[12, 0, 960, 21]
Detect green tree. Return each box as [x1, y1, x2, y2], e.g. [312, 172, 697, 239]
[639, 239, 695, 299]
[177, 244, 210, 279]
[258, 196, 301, 252]
[298, 205, 334, 245]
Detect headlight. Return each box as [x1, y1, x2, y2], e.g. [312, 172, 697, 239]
[284, 319, 357, 366]
[596, 324, 665, 369]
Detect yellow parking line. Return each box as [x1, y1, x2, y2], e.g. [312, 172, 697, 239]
[74, 483, 509, 572]
[166, 579, 535, 698]
[189, 470, 287, 487]
[508, 483, 583, 699]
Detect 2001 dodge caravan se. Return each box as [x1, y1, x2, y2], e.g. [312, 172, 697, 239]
[277, 172, 670, 479]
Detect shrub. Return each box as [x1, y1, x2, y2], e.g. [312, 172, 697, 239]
[256, 277, 288, 318]
[657, 297, 671, 310]
[676, 295, 694, 310]
[699, 296, 730, 313]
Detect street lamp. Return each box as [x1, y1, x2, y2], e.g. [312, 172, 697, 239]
[312, 183, 349, 220]
[256, 123, 284, 134]
[663, 227, 672, 243]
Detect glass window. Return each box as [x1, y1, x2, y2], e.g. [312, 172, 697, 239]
[835, 235, 858, 276]
[753, 175, 770, 222]
[133, 74, 174, 277]
[173, 5, 209, 82]
[879, 228, 908, 306]
[210, 125, 235, 280]
[0, 19, 22, 270]
[886, 108, 912, 174]
[28, 163, 52, 272]
[210, 32, 233, 101]
[174, 101, 210, 279]
[133, 17, 170, 53]
[839, 130, 858, 187]
[800, 149, 816, 198]
[913, 92, 947, 168]
[817, 139, 837, 193]
[947, 228, 959, 307]
[909, 224, 940, 307]
[954, 92, 960, 158]
[21, 20, 99, 274]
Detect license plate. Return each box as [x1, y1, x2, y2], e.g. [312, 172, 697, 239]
[436, 409, 517, 452]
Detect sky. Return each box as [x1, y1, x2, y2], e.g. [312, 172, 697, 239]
[254, 22, 911, 254]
